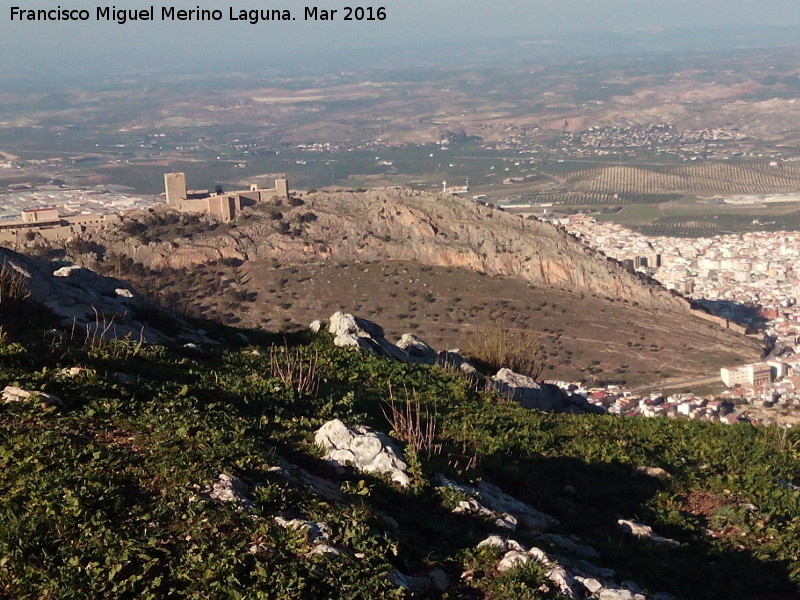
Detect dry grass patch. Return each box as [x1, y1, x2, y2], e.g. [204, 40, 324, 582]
[462, 321, 544, 379]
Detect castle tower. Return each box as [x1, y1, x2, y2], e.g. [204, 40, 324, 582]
[275, 178, 289, 199]
[164, 172, 187, 206]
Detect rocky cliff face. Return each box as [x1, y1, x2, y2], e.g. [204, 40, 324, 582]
[87, 188, 687, 312]
[257, 189, 686, 311]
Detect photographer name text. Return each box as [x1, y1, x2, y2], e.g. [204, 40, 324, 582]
[9, 5, 387, 25]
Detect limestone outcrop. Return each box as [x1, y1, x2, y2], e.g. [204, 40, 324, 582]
[328, 312, 409, 361]
[206, 473, 255, 509]
[491, 368, 605, 414]
[314, 419, 410, 487]
[476, 535, 676, 600]
[396, 333, 437, 364]
[2, 386, 64, 407]
[435, 474, 558, 533]
[326, 311, 483, 372]
[267, 459, 346, 502]
[436, 349, 483, 377]
[635, 466, 671, 479]
[0, 247, 214, 345]
[320, 313, 606, 415]
[617, 519, 680, 548]
[75, 188, 690, 311]
[273, 516, 342, 555]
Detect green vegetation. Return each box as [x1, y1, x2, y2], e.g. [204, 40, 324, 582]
[1, 300, 800, 599]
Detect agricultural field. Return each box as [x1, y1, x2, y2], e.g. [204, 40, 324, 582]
[636, 218, 726, 238]
[519, 192, 684, 206]
[636, 211, 800, 237]
[498, 157, 800, 236]
[565, 162, 800, 196]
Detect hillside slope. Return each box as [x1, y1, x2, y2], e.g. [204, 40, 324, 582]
[0, 264, 799, 600]
[56, 188, 764, 385]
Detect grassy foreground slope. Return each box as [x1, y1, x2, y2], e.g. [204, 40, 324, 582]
[1, 299, 799, 599]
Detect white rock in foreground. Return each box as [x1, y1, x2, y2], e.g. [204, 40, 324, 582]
[2, 386, 64, 407]
[273, 516, 330, 543]
[267, 459, 346, 502]
[617, 519, 679, 548]
[207, 474, 254, 509]
[327, 312, 409, 361]
[396, 333, 437, 364]
[0, 247, 215, 346]
[538, 533, 601, 559]
[57, 367, 89, 378]
[476, 535, 664, 600]
[436, 349, 483, 377]
[321, 313, 483, 376]
[635, 466, 671, 479]
[435, 474, 558, 532]
[480, 537, 575, 597]
[308, 544, 341, 556]
[491, 368, 603, 414]
[53, 265, 84, 278]
[315, 419, 409, 487]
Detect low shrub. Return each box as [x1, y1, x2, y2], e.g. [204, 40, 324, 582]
[462, 321, 544, 378]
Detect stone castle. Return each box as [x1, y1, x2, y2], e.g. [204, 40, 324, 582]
[164, 173, 289, 222]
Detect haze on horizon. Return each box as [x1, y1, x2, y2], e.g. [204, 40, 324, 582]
[1, 0, 799, 84]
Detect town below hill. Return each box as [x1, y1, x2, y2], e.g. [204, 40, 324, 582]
[550, 213, 800, 426]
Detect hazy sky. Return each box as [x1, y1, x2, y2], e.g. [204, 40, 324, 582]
[2, 0, 799, 79]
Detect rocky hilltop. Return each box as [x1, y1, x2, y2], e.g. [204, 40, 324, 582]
[98, 188, 687, 312]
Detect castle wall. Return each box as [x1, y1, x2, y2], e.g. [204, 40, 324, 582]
[22, 208, 60, 223]
[690, 308, 750, 335]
